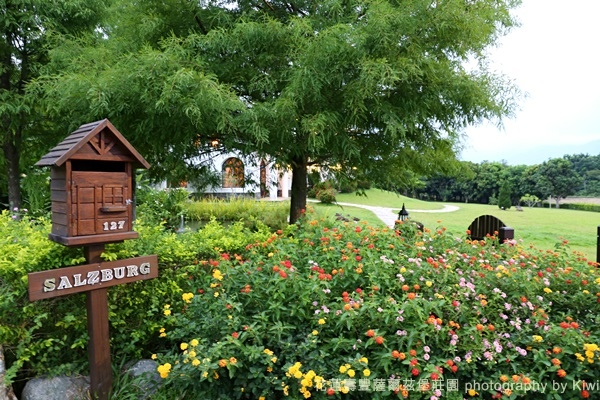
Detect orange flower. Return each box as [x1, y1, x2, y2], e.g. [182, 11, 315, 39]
[499, 375, 509, 383]
[557, 369, 567, 378]
[375, 336, 384, 345]
[366, 329, 375, 337]
[407, 292, 416, 300]
[409, 349, 417, 357]
[218, 359, 228, 367]
[552, 347, 562, 354]
[551, 358, 561, 366]
[392, 350, 401, 359]
[476, 324, 484, 331]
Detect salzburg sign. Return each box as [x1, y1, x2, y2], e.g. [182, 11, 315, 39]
[28, 255, 158, 301]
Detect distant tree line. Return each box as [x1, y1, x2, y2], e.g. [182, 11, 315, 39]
[409, 154, 600, 208]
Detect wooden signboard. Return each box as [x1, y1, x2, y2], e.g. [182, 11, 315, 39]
[32, 120, 157, 400]
[28, 255, 158, 301]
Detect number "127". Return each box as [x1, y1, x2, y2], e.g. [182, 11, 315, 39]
[103, 221, 125, 231]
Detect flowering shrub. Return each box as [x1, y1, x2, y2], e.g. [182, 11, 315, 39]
[152, 212, 600, 399]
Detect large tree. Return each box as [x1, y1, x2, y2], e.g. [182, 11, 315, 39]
[0, 0, 108, 209]
[39, 0, 521, 223]
[535, 158, 582, 208]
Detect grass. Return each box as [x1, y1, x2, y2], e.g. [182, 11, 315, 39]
[315, 189, 599, 261]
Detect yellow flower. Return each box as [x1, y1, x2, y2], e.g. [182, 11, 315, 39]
[159, 332, 167, 337]
[180, 342, 188, 351]
[294, 370, 302, 379]
[157, 363, 172, 379]
[318, 318, 326, 325]
[532, 335, 543, 343]
[192, 359, 200, 366]
[229, 357, 237, 365]
[264, 349, 274, 356]
[202, 371, 208, 378]
[190, 339, 199, 347]
[339, 365, 347, 374]
[214, 291, 219, 297]
[341, 386, 349, 394]
[312, 330, 318, 335]
[425, 281, 432, 287]
[212, 269, 224, 281]
[151, 354, 157, 360]
[347, 369, 355, 378]
[400, 267, 406, 273]
[182, 292, 194, 303]
[259, 397, 266, 400]
[163, 304, 170, 309]
[188, 350, 196, 358]
[359, 357, 368, 364]
[543, 287, 552, 294]
[363, 369, 371, 377]
[163, 309, 171, 316]
[468, 389, 477, 396]
[584, 344, 599, 352]
[268, 252, 274, 257]
[214, 371, 219, 379]
[271, 357, 277, 363]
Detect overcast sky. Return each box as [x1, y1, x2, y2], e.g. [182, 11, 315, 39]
[460, 0, 600, 166]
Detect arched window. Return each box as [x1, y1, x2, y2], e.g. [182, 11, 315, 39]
[222, 158, 244, 188]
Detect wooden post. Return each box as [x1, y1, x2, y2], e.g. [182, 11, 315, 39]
[84, 244, 112, 400]
[597, 226, 600, 264]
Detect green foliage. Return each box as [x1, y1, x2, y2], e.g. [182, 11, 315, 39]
[21, 169, 51, 217]
[497, 181, 512, 210]
[554, 203, 600, 213]
[135, 187, 190, 231]
[316, 188, 337, 204]
[0, 210, 271, 386]
[183, 198, 288, 231]
[520, 194, 541, 207]
[150, 211, 600, 399]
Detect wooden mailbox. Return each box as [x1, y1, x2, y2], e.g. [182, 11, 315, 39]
[36, 119, 150, 246]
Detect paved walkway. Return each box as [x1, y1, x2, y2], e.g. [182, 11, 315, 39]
[327, 201, 460, 228]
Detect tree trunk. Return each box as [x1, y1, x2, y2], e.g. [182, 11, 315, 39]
[289, 156, 308, 224]
[3, 140, 22, 210]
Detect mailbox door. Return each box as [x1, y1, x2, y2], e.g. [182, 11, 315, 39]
[71, 171, 131, 236]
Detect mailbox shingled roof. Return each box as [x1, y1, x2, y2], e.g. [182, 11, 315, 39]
[36, 119, 150, 169]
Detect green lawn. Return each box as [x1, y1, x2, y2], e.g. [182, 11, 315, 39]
[316, 189, 599, 261]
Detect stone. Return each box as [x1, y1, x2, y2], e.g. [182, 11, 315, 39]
[0, 345, 17, 400]
[21, 375, 89, 400]
[123, 359, 161, 399]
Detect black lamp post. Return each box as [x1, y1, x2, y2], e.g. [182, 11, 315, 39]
[398, 203, 409, 221]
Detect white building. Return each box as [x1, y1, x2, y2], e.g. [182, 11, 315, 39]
[159, 152, 293, 200]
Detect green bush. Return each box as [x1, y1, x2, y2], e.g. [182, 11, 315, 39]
[0, 211, 272, 388]
[316, 188, 337, 204]
[497, 181, 512, 210]
[183, 198, 289, 231]
[136, 187, 190, 231]
[557, 203, 600, 213]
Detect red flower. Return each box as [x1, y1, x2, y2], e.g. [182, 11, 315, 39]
[430, 373, 439, 380]
[582, 390, 590, 398]
[451, 365, 458, 373]
[231, 332, 239, 339]
[327, 388, 335, 396]
[278, 270, 288, 278]
[411, 368, 419, 376]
